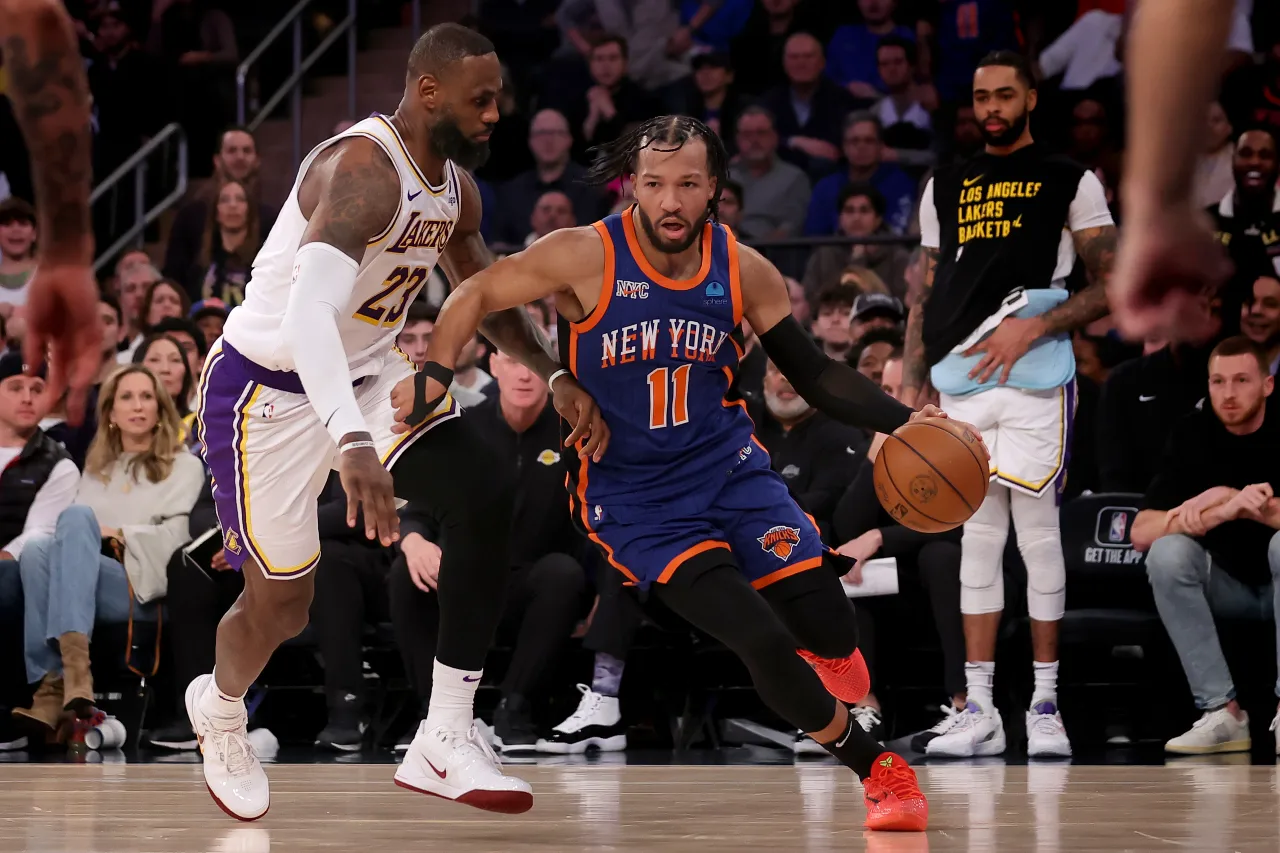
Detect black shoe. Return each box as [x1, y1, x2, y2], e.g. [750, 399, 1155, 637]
[493, 695, 539, 754]
[143, 721, 198, 751]
[0, 715, 28, 752]
[317, 693, 367, 752]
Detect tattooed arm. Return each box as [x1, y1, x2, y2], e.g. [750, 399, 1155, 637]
[901, 247, 939, 407]
[1038, 223, 1117, 333]
[436, 169, 560, 382]
[1, 0, 101, 423]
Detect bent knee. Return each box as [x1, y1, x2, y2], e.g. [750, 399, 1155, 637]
[246, 575, 314, 640]
[1145, 534, 1208, 585]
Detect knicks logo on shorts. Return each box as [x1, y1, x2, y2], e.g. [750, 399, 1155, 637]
[224, 529, 242, 555]
[758, 525, 802, 561]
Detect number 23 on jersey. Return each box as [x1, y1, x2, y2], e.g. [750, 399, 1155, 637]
[353, 265, 428, 328]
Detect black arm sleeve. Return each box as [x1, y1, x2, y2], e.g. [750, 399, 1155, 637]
[759, 315, 913, 434]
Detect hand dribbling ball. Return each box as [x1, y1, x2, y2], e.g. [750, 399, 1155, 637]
[873, 417, 990, 533]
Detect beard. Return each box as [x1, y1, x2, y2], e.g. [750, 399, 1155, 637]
[978, 110, 1029, 147]
[428, 107, 492, 171]
[764, 389, 812, 421]
[637, 203, 708, 255]
[1216, 394, 1266, 427]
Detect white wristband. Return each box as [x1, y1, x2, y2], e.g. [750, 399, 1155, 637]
[548, 368, 571, 391]
[339, 440, 377, 454]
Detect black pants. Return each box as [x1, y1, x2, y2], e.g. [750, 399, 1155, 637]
[582, 556, 646, 659]
[388, 552, 588, 707]
[858, 540, 966, 699]
[308, 540, 391, 706]
[164, 550, 245, 693]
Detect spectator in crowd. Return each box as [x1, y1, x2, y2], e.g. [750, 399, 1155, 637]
[132, 333, 195, 419]
[831, 350, 966, 749]
[450, 335, 497, 408]
[1033, 7, 1124, 92]
[575, 35, 663, 154]
[1066, 96, 1121, 205]
[181, 179, 260, 305]
[149, 0, 240, 177]
[851, 327, 903, 388]
[787, 275, 811, 327]
[308, 470, 396, 751]
[525, 191, 577, 247]
[494, 109, 603, 247]
[760, 32, 852, 178]
[389, 350, 588, 752]
[874, 35, 934, 162]
[121, 279, 191, 364]
[811, 284, 857, 360]
[826, 0, 915, 100]
[1209, 129, 1280, 335]
[805, 113, 917, 236]
[0, 197, 36, 318]
[190, 299, 228, 349]
[801, 184, 910, 301]
[1194, 102, 1237, 210]
[479, 0, 561, 82]
[729, 0, 833, 96]
[849, 292, 905, 347]
[87, 4, 166, 183]
[718, 179, 744, 231]
[751, 359, 867, 538]
[556, 0, 691, 110]
[114, 255, 160, 354]
[0, 353, 78, 606]
[149, 316, 207, 383]
[12, 365, 202, 733]
[727, 106, 811, 238]
[396, 303, 435, 370]
[1133, 336, 1280, 754]
[921, 0, 1019, 105]
[1236, 37, 1280, 137]
[53, 297, 131, 468]
[164, 127, 276, 282]
[94, 297, 123, 386]
[941, 103, 985, 165]
[688, 52, 745, 152]
[1242, 275, 1280, 375]
[1097, 299, 1223, 494]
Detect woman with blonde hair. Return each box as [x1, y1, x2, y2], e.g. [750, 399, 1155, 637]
[12, 365, 204, 733]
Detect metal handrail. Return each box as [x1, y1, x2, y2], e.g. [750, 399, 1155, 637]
[90, 122, 188, 274]
[236, 0, 356, 170]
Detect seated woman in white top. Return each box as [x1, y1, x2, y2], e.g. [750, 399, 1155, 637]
[12, 365, 204, 734]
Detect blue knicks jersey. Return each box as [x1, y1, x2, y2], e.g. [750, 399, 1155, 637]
[563, 210, 756, 523]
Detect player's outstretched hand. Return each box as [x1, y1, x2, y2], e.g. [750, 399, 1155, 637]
[1109, 202, 1229, 342]
[554, 374, 610, 462]
[22, 264, 103, 425]
[338, 436, 399, 546]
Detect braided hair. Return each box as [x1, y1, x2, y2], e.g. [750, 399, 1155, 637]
[585, 115, 730, 221]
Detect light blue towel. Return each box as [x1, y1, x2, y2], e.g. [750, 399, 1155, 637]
[931, 288, 1076, 397]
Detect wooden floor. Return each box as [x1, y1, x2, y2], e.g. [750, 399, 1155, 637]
[1, 759, 1277, 851]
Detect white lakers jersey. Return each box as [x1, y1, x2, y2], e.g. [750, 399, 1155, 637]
[222, 115, 460, 379]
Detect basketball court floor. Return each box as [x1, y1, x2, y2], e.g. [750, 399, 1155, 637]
[2, 754, 1276, 852]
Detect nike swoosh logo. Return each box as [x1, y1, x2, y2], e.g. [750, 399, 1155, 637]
[1138, 394, 1157, 402]
[836, 722, 855, 748]
[426, 759, 447, 779]
[462, 674, 481, 682]
[846, 447, 858, 455]
[963, 175, 984, 187]
[408, 190, 422, 201]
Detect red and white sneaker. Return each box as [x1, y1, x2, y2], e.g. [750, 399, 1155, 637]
[798, 648, 870, 704]
[395, 721, 534, 814]
[185, 674, 270, 821]
[862, 752, 928, 832]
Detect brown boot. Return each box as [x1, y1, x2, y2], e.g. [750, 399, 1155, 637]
[59, 632, 95, 715]
[12, 673, 65, 733]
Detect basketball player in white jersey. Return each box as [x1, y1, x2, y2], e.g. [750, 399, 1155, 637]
[189, 24, 606, 821]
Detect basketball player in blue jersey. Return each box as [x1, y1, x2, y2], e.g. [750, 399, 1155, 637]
[400, 116, 987, 832]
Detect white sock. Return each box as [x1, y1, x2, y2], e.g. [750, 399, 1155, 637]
[200, 670, 246, 722]
[424, 659, 481, 733]
[1031, 661, 1059, 708]
[965, 661, 995, 713]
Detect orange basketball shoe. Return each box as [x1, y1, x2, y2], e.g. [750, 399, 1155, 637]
[862, 752, 928, 832]
[797, 648, 870, 704]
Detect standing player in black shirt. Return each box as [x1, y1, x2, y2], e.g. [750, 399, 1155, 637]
[901, 51, 1117, 759]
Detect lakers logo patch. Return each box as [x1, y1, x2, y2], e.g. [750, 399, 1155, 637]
[224, 529, 242, 555]
[758, 525, 802, 561]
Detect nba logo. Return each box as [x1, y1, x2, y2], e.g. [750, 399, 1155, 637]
[593, 505, 604, 523]
[1108, 511, 1128, 543]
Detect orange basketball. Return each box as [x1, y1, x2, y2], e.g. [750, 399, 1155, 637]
[873, 417, 990, 533]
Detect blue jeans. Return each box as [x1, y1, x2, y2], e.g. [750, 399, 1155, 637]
[18, 505, 136, 684]
[1145, 532, 1280, 709]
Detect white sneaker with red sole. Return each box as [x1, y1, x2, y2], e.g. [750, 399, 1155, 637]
[395, 721, 533, 814]
[185, 674, 270, 821]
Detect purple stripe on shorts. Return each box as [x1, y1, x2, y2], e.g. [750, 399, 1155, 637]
[197, 348, 256, 572]
[1054, 377, 1078, 506]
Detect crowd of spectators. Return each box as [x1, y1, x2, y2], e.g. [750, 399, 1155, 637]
[1, 0, 1280, 758]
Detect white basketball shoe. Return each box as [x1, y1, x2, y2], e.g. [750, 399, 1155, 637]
[186, 674, 270, 821]
[925, 702, 1007, 758]
[395, 721, 534, 813]
[1026, 700, 1073, 758]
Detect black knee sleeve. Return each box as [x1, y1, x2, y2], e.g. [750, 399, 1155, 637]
[759, 565, 860, 660]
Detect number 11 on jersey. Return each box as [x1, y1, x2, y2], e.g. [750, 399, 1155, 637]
[647, 364, 691, 429]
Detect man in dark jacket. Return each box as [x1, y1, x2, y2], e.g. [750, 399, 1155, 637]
[388, 349, 588, 754]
